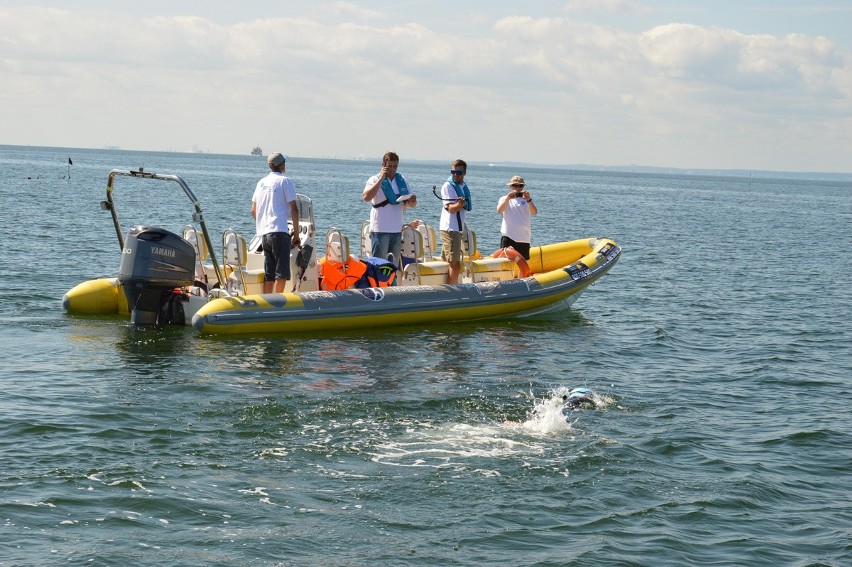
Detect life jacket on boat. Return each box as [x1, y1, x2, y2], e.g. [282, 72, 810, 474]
[319, 256, 368, 291]
[361, 257, 396, 287]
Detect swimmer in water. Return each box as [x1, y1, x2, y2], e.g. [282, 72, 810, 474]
[561, 387, 599, 411]
[505, 387, 601, 427]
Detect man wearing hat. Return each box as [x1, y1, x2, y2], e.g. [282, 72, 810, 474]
[251, 152, 301, 293]
[496, 175, 538, 260]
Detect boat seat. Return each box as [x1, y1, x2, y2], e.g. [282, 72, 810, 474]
[462, 228, 480, 259]
[358, 220, 371, 259]
[401, 224, 425, 263]
[469, 258, 515, 282]
[326, 228, 351, 263]
[401, 260, 450, 286]
[223, 229, 249, 295]
[182, 224, 209, 283]
[417, 224, 438, 260]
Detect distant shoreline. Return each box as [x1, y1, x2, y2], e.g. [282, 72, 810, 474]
[2, 143, 850, 182]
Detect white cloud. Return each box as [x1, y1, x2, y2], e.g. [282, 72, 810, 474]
[0, 5, 849, 171]
[563, 0, 650, 16]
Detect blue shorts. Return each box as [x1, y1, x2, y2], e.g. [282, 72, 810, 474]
[370, 231, 402, 263]
[262, 232, 291, 281]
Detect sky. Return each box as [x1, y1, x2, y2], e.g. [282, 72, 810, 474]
[2, 1, 851, 172]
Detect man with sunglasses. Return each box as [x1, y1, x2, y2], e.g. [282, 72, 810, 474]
[439, 159, 472, 284]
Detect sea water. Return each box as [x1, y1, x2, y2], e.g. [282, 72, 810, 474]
[0, 145, 849, 565]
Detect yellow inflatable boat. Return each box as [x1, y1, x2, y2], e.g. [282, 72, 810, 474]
[63, 169, 621, 336]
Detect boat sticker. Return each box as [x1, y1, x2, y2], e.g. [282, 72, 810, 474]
[356, 288, 385, 302]
[263, 296, 287, 308]
[475, 282, 500, 293]
[567, 262, 592, 281]
[600, 244, 621, 261]
[307, 291, 339, 299]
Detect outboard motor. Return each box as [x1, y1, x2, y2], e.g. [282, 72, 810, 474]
[118, 225, 195, 325]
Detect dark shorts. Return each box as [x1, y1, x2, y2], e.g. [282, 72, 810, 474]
[500, 236, 531, 260]
[262, 232, 291, 281]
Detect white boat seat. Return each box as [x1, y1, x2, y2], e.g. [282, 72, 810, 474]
[401, 224, 425, 261]
[326, 228, 351, 264]
[469, 258, 515, 282]
[417, 224, 438, 259]
[462, 228, 478, 258]
[182, 224, 209, 282]
[222, 229, 248, 294]
[359, 220, 371, 259]
[401, 260, 450, 286]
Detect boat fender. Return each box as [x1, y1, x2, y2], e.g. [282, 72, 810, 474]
[493, 247, 531, 278]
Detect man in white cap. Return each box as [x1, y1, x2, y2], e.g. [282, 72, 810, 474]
[251, 152, 301, 293]
[496, 175, 538, 260]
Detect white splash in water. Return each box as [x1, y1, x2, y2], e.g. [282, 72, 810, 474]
[519, 386, 610, 434]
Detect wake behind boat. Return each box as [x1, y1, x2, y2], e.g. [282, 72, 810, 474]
[62, 169, 622, 335]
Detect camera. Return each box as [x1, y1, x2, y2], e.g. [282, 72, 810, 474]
[513, 191, 524, 198]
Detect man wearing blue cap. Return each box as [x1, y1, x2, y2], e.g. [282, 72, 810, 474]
[251, 152, 301, 293]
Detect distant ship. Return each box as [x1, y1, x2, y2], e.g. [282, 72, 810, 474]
[251, 146, 263, 156]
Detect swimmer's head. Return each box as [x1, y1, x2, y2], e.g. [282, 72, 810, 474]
[562, 387, 597, 409]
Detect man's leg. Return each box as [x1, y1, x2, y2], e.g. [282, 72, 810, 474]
[441, 230, 463, 284]
[448, 261, 461, 284]
[263, 233, 277, 293]
[370, 232, 390, 259]
[388, 232, 402, 265]
[273, 236, 292, 293]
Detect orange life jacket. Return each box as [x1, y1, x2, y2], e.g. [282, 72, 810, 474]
[318, 256, 368, 291]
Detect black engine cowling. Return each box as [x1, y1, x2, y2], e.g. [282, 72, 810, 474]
[118, 225, 195, 325]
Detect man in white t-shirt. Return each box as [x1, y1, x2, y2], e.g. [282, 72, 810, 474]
[362, 151, 418, 262]
[496, 175, 538, 260]
[251, 152, 301, 293]
[439, 159, 473, 284]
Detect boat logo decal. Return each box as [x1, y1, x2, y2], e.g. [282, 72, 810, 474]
[263, 295, 287, 308]
[151, 246, 176, 258]
[600, 244, 621, 261]
[311, 291, 338, 299]
[356, 288, 385, 302]
[567, 262, 592, 281]
[476, 282, 500, 293]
